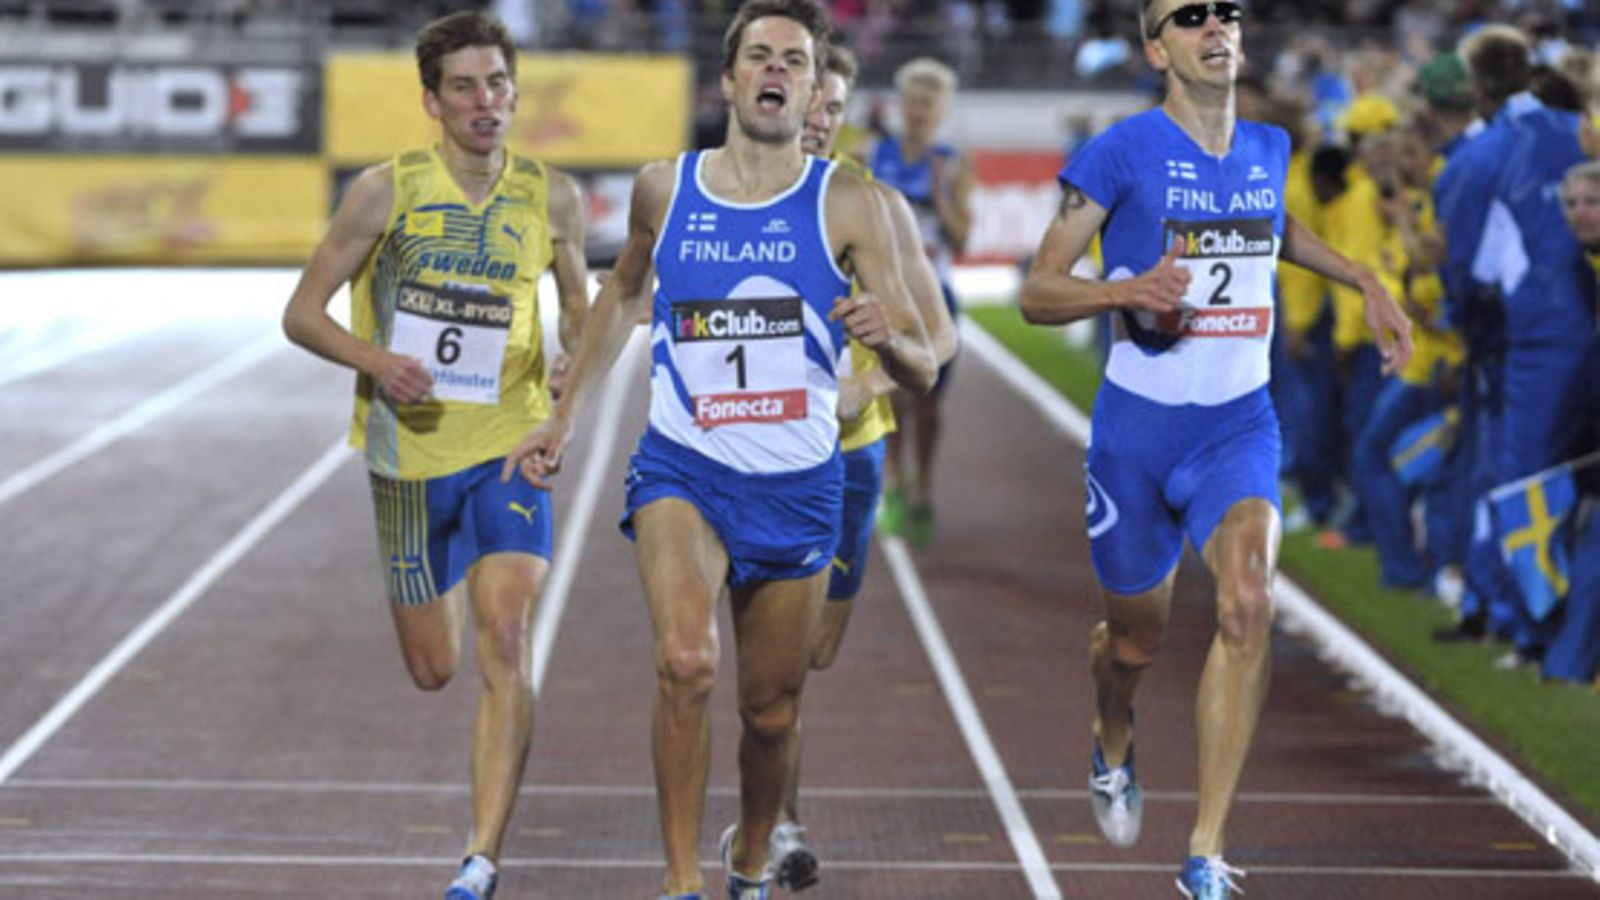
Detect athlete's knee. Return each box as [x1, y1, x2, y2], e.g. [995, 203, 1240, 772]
[809, 634, 843, 671]
[739, 688, 801, 745]
[808, 604, 851, 670]
[1216, 576, 1275, 652]
[402, 647, 457, 691]
[476, 610, 531, 684]
[656, 639, 718, 704]
[1108, 630, 1161, 670]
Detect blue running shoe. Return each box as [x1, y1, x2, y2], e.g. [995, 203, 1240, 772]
[445, 854, 497, 900]
[1089, 737, 1142, 847]
[1176, 855, 1244, 898]
[659, 894, 702, 899]
[720, 823, 773, 899]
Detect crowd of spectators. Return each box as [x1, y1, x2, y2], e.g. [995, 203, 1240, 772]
[1233, 21, 1600, 689]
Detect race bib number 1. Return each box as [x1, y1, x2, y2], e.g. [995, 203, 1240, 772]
[672, 296, 807, 428]
[389, 281, 511, 405]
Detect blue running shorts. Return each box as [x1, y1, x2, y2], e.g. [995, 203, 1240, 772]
[369, 457, 554, 606]
[828, 438, 887, 600]
[1085, 382, 1281, 595]
[621, 429, 843, 589]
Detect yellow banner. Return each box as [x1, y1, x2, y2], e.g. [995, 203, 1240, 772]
[0, 157, 326, 266]
[325, 53, 689, 167]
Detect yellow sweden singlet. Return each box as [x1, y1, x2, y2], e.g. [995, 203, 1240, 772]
[349, 147, 554, 479]
[831, 152, 897, 453]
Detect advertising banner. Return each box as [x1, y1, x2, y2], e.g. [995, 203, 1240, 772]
[0, 61, 322, 154]
[325, 53, 688, 168]
[964, 149, 1064, 264]
[0, 156, 326, 265]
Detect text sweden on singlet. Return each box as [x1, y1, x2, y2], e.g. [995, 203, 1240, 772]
[389, 280, 512, 404]
[1145, 216, 1276, 339]
[672, 295, 807, 428]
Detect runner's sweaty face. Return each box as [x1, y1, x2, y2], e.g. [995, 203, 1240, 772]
[1144, 0, 1242, 89]
[724, 16, 817, 146]
[425, 45, 516, 157]
[803, 71, 850, 157]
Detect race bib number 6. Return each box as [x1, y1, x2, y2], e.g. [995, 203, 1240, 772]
[672, 296, 807, 428]
[389, 281, 512, 405]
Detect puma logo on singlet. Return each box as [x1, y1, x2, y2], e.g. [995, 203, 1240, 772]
[508, 501, 538, 524]
[502, 223, 525, 248]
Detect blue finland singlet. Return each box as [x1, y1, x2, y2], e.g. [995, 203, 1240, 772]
[1062, 108, 1290, 406]
[870, 135, 960, 284]
[649, 151, 852, 474]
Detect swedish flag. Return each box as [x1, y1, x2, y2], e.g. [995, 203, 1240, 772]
[1389, 406, 1459, 488]
[1491, 464, 1577, 621]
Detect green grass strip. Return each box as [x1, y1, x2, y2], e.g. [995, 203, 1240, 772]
[967, 303, 1600, 819]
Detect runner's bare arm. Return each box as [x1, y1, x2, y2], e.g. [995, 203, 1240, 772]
[1281, 212, 1413, 375]
[830, 170, 937, 392]
[1020, 182, 1187, 326]
[282, 164, 433, 403]
[881, 183, 958, 365]
[933, 152, 975, 254]
[547, 168, 591, 356]
[501, 161, 670, 486]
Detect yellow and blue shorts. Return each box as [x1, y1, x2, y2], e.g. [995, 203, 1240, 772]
[828, 438, 886, 600]
[369, 457, 554, 606]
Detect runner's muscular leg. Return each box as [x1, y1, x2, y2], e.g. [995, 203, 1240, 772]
[1193, 497, 1280, 857]
[634, 498, 731, 895]
[464, 550, 548, 861]
[809, 598, 855, 671]
[390, 582, 468, 690]
[1092, 571, 1175, 767]
[727, 570, 827, 879]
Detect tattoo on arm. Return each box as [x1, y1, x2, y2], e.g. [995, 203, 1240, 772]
[1057, 184, 1087, 220]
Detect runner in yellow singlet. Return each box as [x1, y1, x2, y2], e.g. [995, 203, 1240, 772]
[762, 44, 959, 892]
[281, 12, 588, 900]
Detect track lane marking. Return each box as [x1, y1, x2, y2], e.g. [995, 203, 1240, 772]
[0, 335, 282, 509]
[0, 852, 1586, 880]
[0, 439, 351, 786]
[883, 537, 1062, 899]
[530, 331, 641, 694]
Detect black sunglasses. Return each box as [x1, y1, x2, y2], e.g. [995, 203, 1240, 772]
[1145, 1, 1244, 40]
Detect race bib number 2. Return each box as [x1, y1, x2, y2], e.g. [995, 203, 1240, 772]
[672, 296, 807, 428]
[388, 281, 511, 405]
[1153, 217, 1277, 338]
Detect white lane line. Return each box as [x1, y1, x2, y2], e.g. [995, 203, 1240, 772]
[530, 331, 641, 693]
[0, 439, 352, 787]
[0, 334, 282, 510]
[960, 317, 1600, 885]
[4, 777, 1502, 806]
[882, 536, 1061, 900]
[0, 853, 1584, 881]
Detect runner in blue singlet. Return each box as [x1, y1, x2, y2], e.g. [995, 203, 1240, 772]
[501, 2, 936, 897]
[1020, 2, 1413, 896]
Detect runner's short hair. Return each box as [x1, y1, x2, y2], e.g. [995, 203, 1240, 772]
[1459, 25, 1532, 105]
[722, 0, 832, 77]
[825, 44, 859, 88]
[416, 12, 516, 94]
[1563, 159, 1600, 191]
[894, 57, 957, 95]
